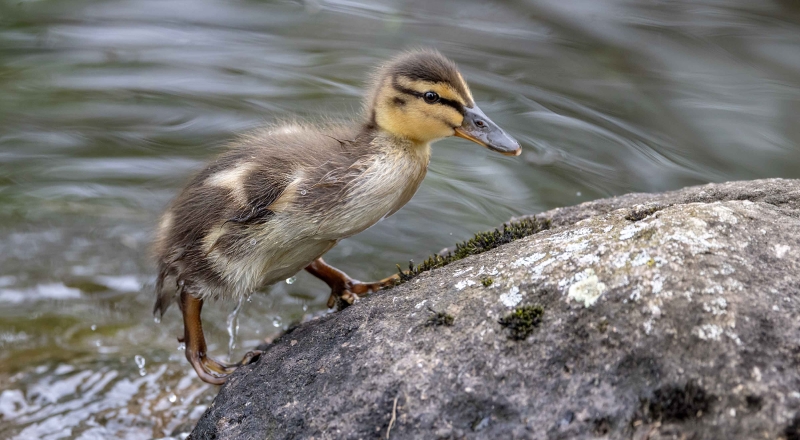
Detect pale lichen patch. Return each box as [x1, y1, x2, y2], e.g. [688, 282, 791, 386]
[499, 286, 522, 307]
[631, 251, 652, 267]
[720, 263, 735, 275]
[726, 331, 743, 346]
[567, 269, 607, 308]
[558, 268, 593, 290]
[565, 241, 589, 253]
[531, 258, 555, 276]
[452, 267, 474, 278]
[703, 297, 728, 315]
[651, 275, 664, 295]
[454, 279, 476, 291]
[711, 204, 739, 224]
[612, 252, 630, 269]
[511, 253, 546, 268]
[619, 224, 642, 240]
[695, 324, 723, 341]
[643, 318, 654, 335]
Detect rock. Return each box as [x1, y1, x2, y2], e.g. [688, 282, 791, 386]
[191, 178, 800, 440]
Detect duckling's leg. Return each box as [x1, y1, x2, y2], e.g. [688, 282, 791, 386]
[304, 258, 399, 308]
[179, 289, 262, 385]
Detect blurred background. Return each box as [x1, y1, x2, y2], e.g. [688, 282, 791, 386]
[1, 0, 799, 438]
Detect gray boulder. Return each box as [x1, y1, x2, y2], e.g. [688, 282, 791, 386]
[191, 178, 800, 440]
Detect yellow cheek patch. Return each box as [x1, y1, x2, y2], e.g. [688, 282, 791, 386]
[375, 78, 467, 143]
[389, 99, 462, 142]
[416, 102, 463, 128]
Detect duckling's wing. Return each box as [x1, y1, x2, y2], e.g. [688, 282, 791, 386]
[153, 149, 295, 316]
[153, 127, 358, 316]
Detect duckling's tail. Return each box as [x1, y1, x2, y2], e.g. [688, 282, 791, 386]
[153, 261, 175, 318]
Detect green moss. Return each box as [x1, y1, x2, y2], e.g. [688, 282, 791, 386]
[625, 206, 662, 222]
[480, 277, 493, 287]
[425, 307, 454, 327]
[498, 305, 544, 340]
[396, 217, 551, 284]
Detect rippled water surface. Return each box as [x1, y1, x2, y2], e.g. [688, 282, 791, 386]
[1, 0, 799, 437]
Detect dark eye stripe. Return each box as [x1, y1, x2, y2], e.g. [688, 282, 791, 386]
[391, 78, 465, 115]
[437, 96, 464, 114]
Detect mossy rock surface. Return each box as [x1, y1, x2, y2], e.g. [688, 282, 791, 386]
[192, 178, 800, 440]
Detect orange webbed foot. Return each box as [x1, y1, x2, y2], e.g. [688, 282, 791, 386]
[304, 258, 399, 309]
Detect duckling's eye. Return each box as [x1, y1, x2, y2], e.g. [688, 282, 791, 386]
[423, 91, 439, 104]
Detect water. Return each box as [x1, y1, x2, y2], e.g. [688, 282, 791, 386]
[134, 355, 147, 377]
[225, 297, 244, 362]
[1, 0, 799, 438]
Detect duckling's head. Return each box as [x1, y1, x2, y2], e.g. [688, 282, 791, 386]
[366, 49, 520, 156]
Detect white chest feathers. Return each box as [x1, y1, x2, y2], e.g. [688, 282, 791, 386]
[313, 143, 430, 239]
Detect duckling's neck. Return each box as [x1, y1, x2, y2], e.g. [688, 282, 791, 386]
[368, 128, 432, 166]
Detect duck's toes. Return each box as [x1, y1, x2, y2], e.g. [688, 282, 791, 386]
[187, 349, 262, 385]
[348, 274, 400, 295]
[327, 291, 354, 310]
[239, 350, 262, 366]
[307, 258, 400, 310]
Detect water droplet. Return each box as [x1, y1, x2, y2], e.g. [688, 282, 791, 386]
[302, 304, 308, 312]
[135, 355, 147, 375]
[285, 276, 297, 285]
[169, 394, 177, 403]
[576, 191, 582, 196]
[300, 189, 307, 196]
[90, 325, 97, 331]
[250, 238, 257, 246]
[95, 340, 101, 347]
[272, 316, 282, 328]
[226, 297, 245, 361]
[154, 316, 161, 324]
[177, 342, 186, 351]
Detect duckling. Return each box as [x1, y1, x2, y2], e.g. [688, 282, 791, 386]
[153, 49, 521, 384]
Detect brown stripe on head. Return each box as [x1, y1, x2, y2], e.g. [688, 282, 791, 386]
[364, 49, 475, 123]
[385, 49, 474, 107]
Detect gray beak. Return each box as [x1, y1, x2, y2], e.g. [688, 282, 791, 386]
[454, 104, 521, 156]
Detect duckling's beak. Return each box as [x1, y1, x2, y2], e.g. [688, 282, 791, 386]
[454, 105, 521, 156]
